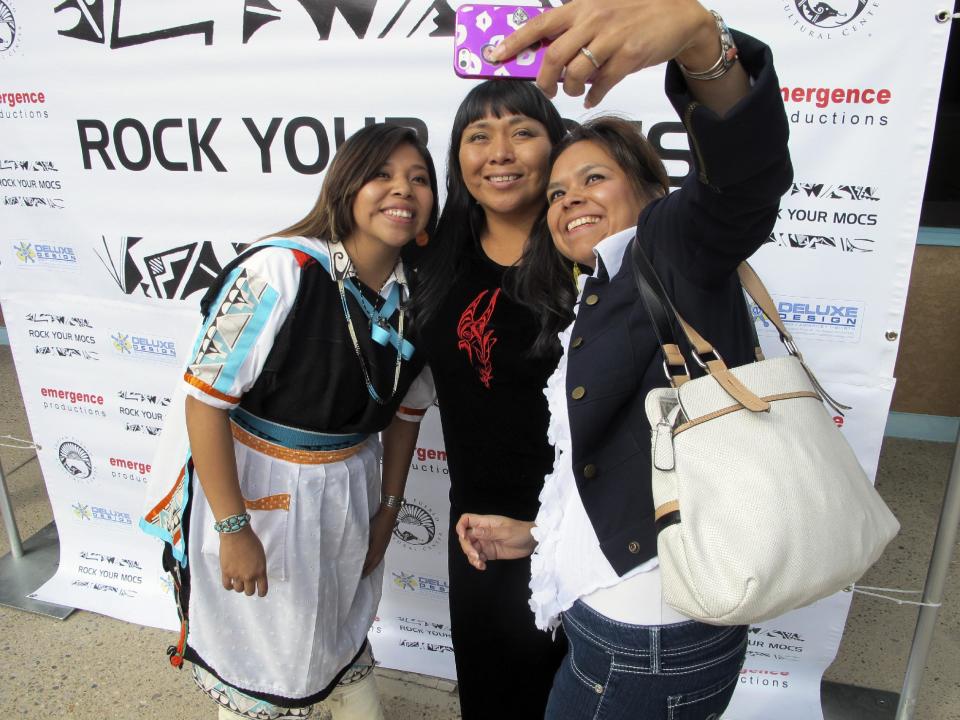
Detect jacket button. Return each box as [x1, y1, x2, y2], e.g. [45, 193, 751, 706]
[628, 541, 640, 554]
[585, 294, 599, 306]
[583, 464, 597, 479]
[571, 336, 584, 349]
[571, 386, 586, 400]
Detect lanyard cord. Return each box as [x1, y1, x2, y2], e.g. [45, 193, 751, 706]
[336, 277, 404, 405]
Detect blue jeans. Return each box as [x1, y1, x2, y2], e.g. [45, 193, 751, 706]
[545, 601, 747, 720]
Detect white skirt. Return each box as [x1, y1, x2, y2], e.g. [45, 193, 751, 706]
[186, 427, 382, 701]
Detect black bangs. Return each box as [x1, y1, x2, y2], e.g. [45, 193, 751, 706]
[453, 79, 567, 143]
[409, 80, 568, 355]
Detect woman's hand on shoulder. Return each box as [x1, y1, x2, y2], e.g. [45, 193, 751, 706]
[490, 0, 716, 107]
[455, 513, 537, 570]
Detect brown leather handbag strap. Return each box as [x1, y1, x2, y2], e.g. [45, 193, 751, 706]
[630, 238, 769, 412]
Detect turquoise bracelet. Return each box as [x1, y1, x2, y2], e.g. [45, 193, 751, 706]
[213, 512, 251, 534]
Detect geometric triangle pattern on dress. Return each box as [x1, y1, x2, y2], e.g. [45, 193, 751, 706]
[187, 269, 271, 391]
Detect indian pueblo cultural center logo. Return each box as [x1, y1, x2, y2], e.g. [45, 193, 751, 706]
[392, 498, 441, 552]
[784, 0, 879, 39]
[0, 0, 20, 57]
[57, 437, 95, 482]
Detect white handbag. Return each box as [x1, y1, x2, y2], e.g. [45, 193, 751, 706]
[631, 240, 900, 625]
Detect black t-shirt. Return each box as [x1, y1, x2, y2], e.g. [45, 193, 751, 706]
[421, 242, 557, 520]
[204, 246, 426, 435]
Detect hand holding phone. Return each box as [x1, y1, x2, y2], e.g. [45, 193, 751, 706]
[453, 4, 550, 80]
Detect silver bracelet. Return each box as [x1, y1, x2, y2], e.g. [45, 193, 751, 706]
[213, 512, 251, 534]
[381, 494, 405, 510]
[678, 10, 738, 82]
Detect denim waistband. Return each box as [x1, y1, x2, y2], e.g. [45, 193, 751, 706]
[565, 599, 747, 660]
[229, 406, 368, 451]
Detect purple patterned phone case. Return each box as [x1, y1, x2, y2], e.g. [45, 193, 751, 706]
[454, 4, 550, 80]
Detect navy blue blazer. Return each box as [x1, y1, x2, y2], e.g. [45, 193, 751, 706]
[565, 32, 793, 576]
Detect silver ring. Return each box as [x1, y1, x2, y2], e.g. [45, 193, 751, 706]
[579, 46, 601, 70]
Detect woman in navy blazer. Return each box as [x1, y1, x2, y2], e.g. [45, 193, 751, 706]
[456, 1, 792, 717]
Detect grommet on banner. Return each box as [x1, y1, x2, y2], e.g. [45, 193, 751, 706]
[935, 10, 960, 22]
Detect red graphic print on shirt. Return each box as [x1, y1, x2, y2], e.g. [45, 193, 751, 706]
[457, 288, 500, 388]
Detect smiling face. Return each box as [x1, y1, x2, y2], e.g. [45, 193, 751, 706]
[349, 143, 434, 253]
[546, 140, 648, 267]
[458, 112, 553, 223]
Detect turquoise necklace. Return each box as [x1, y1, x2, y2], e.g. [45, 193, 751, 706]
[335, 276, 410, 405]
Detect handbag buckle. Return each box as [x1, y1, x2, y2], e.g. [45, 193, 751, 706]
[662, 359, 690, 382]
[690, 347, 724, 370]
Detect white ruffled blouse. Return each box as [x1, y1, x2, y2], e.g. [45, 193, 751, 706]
[528, 227, 659, 632]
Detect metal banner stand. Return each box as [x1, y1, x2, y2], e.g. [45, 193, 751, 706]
[894, 428, 960, 719]
[0, 455, 74, 620]
[820, 426, 960, 720]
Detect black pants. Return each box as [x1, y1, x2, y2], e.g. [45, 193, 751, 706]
[447, 525, 567, 719]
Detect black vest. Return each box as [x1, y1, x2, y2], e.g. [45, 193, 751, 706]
[202, 246, 426, 435]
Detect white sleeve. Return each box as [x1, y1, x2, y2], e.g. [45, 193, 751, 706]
[395, 365, 436, 422]
[181, 247, 302, 410]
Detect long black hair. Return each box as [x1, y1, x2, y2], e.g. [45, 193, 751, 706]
[411, 80, 570, 356]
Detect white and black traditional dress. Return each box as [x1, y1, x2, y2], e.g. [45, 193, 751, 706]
[140, 237, 433, 716]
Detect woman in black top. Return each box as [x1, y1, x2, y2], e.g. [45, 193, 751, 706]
[413, 81, 570, 719]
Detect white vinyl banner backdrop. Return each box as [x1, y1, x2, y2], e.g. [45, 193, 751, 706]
[0, 0, 950, 715]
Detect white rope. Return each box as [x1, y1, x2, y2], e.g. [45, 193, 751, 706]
[936, 10, 960, 21]
[847, 584, 942, 608]
[0, 434, 40, 451]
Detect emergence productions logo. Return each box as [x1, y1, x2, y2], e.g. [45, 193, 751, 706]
[392, 500, 441, 552]
[58, 438, 95, 482]
[111, 330, 177, 363]
[752, 297, 864, 343]
[108, 455, 152, 484]
[411, 445, 449, 476]
[41, 386, 107, 419]
[785, 1, 878, 39]
[0, 1, 20, 57]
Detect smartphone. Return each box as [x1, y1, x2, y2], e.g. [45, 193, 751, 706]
[453, 4, 550, 80]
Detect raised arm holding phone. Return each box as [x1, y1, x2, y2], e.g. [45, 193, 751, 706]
[453, 0, 793, 718]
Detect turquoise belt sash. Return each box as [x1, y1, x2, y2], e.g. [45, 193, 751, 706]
[230, 406, 368, 451]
